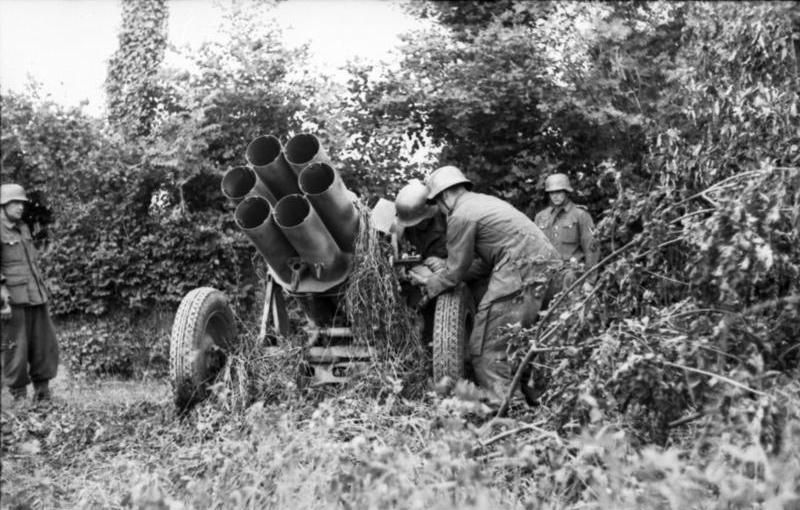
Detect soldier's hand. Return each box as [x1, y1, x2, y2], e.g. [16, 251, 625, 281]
[408, 268, 429, 286]
[0, 285, 10, 321]
[0, 284, 10, 321]
[423, 256, 446, 273]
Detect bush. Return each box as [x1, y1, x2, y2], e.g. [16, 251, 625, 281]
[44, 206, 261, 317]
[56, 310, 172, 378]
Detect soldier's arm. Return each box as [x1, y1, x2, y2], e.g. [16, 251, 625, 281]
[424, 215, 477, 298]
[0, 275, 10, 319]
[464, 255, 490, 282]
[579, 210, 599, 271]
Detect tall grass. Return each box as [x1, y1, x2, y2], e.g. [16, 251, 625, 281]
[2, 373, 798, 509]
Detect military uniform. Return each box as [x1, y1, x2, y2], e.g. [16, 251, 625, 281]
[534, 200, 598, 269]
[403, 213, 448, 259]
[401, 213, 448, 313]
[425, 191, 561, 401]
[1, 215, 59, 399]
[403, 212, 490, 335]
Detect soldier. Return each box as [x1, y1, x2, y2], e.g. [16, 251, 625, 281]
[394, 179, 448, 270]
[418, 166, 561, 404]
[393, 179, 450, 342]
[1, 183, 59, 402]
[394, 177, 490, 312]
[534, 173, 598, 287]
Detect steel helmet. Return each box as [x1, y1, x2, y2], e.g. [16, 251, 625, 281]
[0, 184, 30, 206]
[395, 179, 434, 227]
[544, 173, 573, 193]
[426, 165, 472, 200]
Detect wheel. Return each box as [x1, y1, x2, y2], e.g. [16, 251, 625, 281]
[432, 284, 474, 383]
[170, 287, 237, 411]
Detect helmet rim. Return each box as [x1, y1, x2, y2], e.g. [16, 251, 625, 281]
[0, 184, 30, 206]
[426, 166, 472, 199]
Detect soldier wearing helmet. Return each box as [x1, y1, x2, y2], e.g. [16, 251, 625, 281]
[1, 183, 59, 403]
[394, 179, 448, 265]
[392, 179, 450, 342]
[534, 173, 598, 285]
[417, 166, 561, 405]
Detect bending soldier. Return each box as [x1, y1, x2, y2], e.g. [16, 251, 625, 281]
[417, 166, 561, 404]
[393, 179, 450, 341]
[394, 179, 448, 275]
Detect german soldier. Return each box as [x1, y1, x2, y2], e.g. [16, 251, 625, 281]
[1, 183, 59, 402]
[418, 166, 561, 404]
[534, 173, 598, 287]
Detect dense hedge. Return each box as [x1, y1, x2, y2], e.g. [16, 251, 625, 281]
[56, 310, 172, 377]
[44, 208, 259, 317]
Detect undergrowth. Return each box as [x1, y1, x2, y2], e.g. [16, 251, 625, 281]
[2, 375, 798, 509]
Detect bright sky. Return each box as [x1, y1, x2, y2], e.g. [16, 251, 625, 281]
[0, 0, 420, 116]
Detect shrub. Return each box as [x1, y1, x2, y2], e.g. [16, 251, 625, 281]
[56, 310, 172, 378]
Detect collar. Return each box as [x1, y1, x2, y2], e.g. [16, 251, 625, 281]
[552, 199, 574, 217]
[450, 190, 470, 212]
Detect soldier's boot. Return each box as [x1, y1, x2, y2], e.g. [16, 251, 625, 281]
[9, 386, 27, 401]
[33, 380, 51, 402]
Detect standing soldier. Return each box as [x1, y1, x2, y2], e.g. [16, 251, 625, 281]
[1, 183, 59, 402]
[418, 166, 561, 404]
[535, 173, 598, 287]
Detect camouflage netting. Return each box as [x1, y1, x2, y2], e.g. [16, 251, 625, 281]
[343, 203, 429, 394]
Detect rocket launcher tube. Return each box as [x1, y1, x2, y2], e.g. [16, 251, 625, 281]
[246, 135, 300, 200]
[221, 166, 276, 204]
[284, 133, 328, 175]
[299, 162, 359, 253]
[234, 196, 297, 284]
[273, 194, 349, 285]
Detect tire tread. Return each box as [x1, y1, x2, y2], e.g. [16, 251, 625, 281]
[169, 287, 235, 410]
[432, 285, 473, 382]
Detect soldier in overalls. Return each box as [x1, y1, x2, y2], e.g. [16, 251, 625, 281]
[1, 184, 59, 402]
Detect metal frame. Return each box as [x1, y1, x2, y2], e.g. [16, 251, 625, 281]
[259, 274, 372, 386]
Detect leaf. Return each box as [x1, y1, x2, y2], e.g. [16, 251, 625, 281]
[19, 440, 41, 455]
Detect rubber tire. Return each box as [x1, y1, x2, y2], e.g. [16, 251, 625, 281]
[170, 287, 237, 411]
[432, 284, 474, 383]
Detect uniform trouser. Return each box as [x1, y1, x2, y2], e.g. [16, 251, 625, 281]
[468, 272, 562, 404]
[1, 304, 59, 391]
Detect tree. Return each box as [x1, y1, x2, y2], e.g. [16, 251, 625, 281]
[344, 1, 640, 216]
[509, 1, 800, 442]
[105, 0, 168, 138]
[137, 0, 320, 214]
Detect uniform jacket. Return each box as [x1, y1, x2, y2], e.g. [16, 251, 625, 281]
[1, 216, 48, 305]
[534, 200, 598, 268]
[404, 212, 448, 259]
[425, 191, 560, 309]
